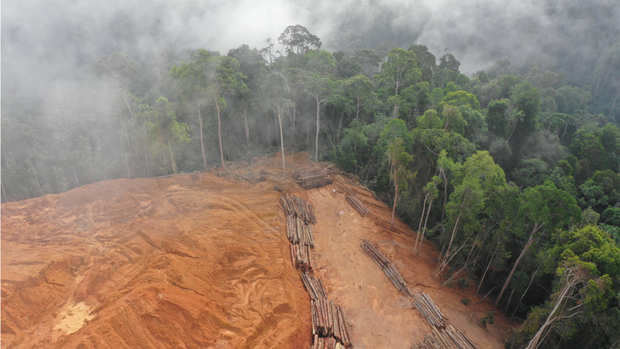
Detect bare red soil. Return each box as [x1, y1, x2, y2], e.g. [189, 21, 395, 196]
[1, 153, 512, 348]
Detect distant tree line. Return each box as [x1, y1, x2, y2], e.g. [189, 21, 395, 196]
[2, 25, 619, 348]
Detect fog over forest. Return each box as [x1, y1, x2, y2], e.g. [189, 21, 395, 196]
[5, 0, 620, 97]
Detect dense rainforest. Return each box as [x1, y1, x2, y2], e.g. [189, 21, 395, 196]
[3, 22, 619, 348]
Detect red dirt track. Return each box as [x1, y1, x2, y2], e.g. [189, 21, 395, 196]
[2, 153, 511, 348]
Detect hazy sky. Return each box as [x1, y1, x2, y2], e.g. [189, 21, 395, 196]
[3, 0, 619, 105]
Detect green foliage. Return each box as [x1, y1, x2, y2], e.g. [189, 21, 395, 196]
[578, 170, 619, 212]
[278, 24, 321, 56]
[487, 99, 510, 138]
[376, 47, 421, 98]
[417, 109, 442, 129]
[442, 90, 480, 109]
[520, 182, 581, 233]
[512, 225, 620, 348]
[601, 207, 620, 226]
[512, 158, 550, 188]
[441, 105, 467, 135]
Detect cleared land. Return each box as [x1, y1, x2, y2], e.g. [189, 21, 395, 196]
[1, 153, 511, 348]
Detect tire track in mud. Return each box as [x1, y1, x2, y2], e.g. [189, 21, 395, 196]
[2, 172, 310, 348]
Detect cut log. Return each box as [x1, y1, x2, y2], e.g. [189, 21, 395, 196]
[361, 240, 412, 297]
[345, 194, 369, 217]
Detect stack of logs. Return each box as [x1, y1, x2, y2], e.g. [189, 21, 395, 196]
[415, 324, 476, 349]
[281, 194, 317, 224]
[281, 194, 316, 270]
[311, 298, 351, 347]
[295, 168, 333, 189]
[301, 272, 327, 300]
[345, 194, 368, 217]
[413, 293, 446, 328]
[361, 240, 476, 349]
[280, 194, 352, 348]
[361, 240, 412, 297]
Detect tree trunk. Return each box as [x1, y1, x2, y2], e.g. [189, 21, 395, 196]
[496, 223, 542, 305]
[243, 107, 250, 147]
[442, 210, 462, 263]
[337, 113, 344, 144]
[198, 103, 207, 170]
[525, 275, 576, 349]
[356, 96, 360, 120]
[167, 140, 177, 173]
[512, 268, 538, 317]
[395, 78, 400, 97]
[277, 107, 286, 170]
[121, 121, 131, 178]
[72, 167, 80, 187]
[421, 198, 433, 245]
[504, 288, 516, 312]
[391, 171, 399, 225]
[215, 99, 225, 168]
[478, 243, 498, 294]
[143, 125, 150, 177]
[314, 96, 321, 161]
[292, 104, 296, 135]
[1, 180, 8, 202]
[416, 194, 429, 252]
[120, 94, 135, 178]
[393, 78, 400, 118]
[440, 169, 448, 221]
[443, 241, 476, 286]
[29, 159, 44, 195]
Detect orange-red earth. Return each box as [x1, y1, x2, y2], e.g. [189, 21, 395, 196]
[2, 153, 512, 348]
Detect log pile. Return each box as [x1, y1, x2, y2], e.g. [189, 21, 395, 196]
[311, 297, 334, 337]
[281, 194, 317, 224]
[285, 215, 315, 246]
[290, 244, 312, 271]
[310, 298, 352, 347]
[361, 240, 477, 349]
[295, 168, 333, 189]
[412, 293, 475, 348]
[280, 194, 353, 348]
[301, 272, 327, 300]
[345, 194, 368, 217]
[282, 194, 316, 270]
[413, 293, 446, 328]
[361, 240, 412, 297]
[312, 335, 347, 349]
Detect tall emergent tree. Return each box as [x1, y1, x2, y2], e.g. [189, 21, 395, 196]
[386, 137, 414, 224]
[303, 50, 337, 160]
